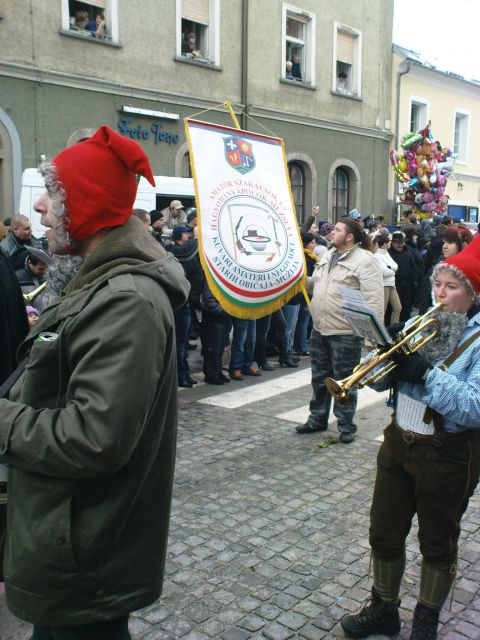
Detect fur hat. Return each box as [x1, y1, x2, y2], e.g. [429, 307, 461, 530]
[433, 234, 480, 302]
[52, 126, 155, 241]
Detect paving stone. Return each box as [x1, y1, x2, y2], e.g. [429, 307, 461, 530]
[276, 611, 307, 631]
[238, 614, 266, 632]
[261, 622, 295, 640]
[221, 628, 251, 640]
[160, 615, 194, 637]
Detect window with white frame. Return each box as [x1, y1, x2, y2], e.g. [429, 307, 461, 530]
[409, 99, 429, 133]
[332, 23, 362, 97]
[61, 0, 118, 42]
[453, 111, 469, 163]
[177, 0, 220, 65]
[282, 5, 315, 85]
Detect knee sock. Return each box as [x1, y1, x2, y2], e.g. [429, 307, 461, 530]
[418, 559, 455, 611]
[373, 552, 405, 603]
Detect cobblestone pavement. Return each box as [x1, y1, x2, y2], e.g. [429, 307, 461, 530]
[2, 356, 480, 639]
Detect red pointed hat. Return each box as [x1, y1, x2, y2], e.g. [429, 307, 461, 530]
[53, 126, 155, 241]
[436, 233, 480, 298]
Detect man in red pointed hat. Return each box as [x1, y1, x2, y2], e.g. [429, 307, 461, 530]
[341, 235, 480, 639]
[0, 127, 190, 639]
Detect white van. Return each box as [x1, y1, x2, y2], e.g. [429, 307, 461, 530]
[134, 176, 195, 213]
[18, 168, 47, 238]
[18, 170, 196, 238]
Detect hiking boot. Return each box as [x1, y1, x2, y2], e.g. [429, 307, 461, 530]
[410, 602, 439, 640]
[341, 587, 401, 638]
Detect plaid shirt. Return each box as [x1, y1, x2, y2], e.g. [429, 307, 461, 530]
[402, 310, 480, 433]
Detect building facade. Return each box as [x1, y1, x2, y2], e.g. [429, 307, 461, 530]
[0, 0, 394, 224]
[391, 45, 480, 224]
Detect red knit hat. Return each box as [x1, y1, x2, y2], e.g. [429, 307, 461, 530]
[434, 233, 480, 299]
[52, 126, 155, 241]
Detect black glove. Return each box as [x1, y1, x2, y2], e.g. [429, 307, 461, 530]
[390, 351, 432, 384]
[386, 322, 405, 338]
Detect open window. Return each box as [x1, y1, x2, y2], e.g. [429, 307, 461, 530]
[332, 23, 362, 97]
[177, 0, 220, 66]
[453, 110, 469, 164]
[409, 98, 429, 133]
[282, 4, 315, 86]
[61, 0, 118, 42]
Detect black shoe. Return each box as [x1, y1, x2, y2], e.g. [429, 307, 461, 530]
[410, 603, 439, 640]
[341, 587, 401, 638]
[187, 376, 198, 385]
[295, 423, 328, 434]
[219, 373, 231, 383]
[258, 361, 274, 371]
[178, 380, 193, 388]
[340, 433, 355, 444]
[204, 375, 225, 385]
[295, 351, 310, 357]
[279, 357, 298, 368]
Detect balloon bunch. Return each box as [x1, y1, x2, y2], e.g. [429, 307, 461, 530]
[390, 122, 455, 219]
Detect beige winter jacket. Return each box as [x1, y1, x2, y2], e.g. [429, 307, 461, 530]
[307, 243, 384, 335]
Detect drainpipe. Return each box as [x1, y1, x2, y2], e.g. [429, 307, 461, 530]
[241, 0, 248, 129]
[392, 58, 411, 223]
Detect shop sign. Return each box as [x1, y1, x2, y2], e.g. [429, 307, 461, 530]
[117, 118, 179, 145]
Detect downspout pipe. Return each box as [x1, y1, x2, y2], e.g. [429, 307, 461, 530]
[392, 58, 412, 223]
[241, 0, 248, 129]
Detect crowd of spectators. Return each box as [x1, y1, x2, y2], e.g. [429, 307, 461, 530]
[1, 200, 478, 392]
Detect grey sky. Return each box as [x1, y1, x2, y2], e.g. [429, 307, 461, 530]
[393, 0, 479, 81]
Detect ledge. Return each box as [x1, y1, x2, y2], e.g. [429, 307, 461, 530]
[59, 29, 122, 47]
[280, 78, 316, 91]
[331, 90, 362, 101]
[174, 56, 222, 72]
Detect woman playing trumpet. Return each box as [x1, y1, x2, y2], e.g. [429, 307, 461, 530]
[341, 235, 480, 640]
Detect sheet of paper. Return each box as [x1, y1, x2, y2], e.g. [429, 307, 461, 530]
[396, 393, 435, 435]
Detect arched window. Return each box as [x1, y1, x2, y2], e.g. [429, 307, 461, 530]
[288, 162, 305, 223]
[332, 167, 349, 220]
[183, 152, 192, 178]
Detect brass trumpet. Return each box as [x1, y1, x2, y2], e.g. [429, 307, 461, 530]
[23, 281, 47, 303]
[325, 302, 443, 402]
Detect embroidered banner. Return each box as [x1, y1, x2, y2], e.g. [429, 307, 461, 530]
[185, 119, 305, 319]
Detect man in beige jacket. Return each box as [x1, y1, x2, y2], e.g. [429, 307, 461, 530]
[296, 217, 384, 442]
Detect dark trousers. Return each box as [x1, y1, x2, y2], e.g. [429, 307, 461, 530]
[307, 330, 363, 436]
[175, 303, 191, 383]
[201, 315, 226, 377]
[31, 616, 131, 640]
[370, 423, 480, 566]
[397, 285, 415, 322]
[255, 314, 272, 366]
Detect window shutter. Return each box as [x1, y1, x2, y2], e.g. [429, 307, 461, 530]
[182, 0, 209, 26]
[87, 0, 106, 8]
[337, 32, 355, 65]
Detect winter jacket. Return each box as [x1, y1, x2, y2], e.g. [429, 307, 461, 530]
[0, 233, 44, 270]
[0, 217, 190, 625]
[374, 249, 398, 287]
[307, 243, 384, 335]
[388, 245, 423, 289]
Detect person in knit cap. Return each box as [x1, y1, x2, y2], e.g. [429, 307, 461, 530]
[0, 126, 190, 639]
[341, 235, 480, 639]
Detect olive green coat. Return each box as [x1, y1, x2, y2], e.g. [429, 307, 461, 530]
[0, 217, 190, 625]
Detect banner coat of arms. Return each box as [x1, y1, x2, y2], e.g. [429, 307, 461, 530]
[185, 119, 306, 319]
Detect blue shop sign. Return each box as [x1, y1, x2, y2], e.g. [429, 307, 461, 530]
[118, 117, 179, 145]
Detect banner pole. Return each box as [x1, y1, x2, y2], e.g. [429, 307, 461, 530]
[301, 283, 310, 307]
[224, 101, 241, 130]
